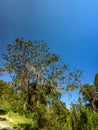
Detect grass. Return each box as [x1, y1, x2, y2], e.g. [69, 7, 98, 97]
[6, 111, 34, 129]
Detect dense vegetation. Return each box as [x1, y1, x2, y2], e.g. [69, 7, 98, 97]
[0, 38, 98, 130]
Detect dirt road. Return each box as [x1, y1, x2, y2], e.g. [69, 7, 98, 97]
[0, 117, 13, 130]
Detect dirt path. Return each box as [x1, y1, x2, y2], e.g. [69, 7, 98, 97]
[0, 117, 14, 130]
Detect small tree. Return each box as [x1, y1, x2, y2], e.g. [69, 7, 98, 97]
[80, 73, 98, 110]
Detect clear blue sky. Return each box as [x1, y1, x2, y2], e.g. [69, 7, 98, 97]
[0, 0, 98, 108]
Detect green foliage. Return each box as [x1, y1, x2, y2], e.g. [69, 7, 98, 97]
[49, 100, 68, 130]
[16, 123, 34, 130]
[0, 108, 8, 115]
[68, 104, 98, 130]
[0, 79, 98, 130]
[80, 74, 98, 110]
[6, 111, 34, 129]
[0, 80, 13, 110]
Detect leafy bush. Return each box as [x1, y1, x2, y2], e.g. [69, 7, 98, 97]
[0, 106, 9, 115]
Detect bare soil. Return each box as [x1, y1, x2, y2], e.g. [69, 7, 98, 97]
[0, 117, 14, 130]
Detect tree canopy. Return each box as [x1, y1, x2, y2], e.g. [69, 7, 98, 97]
[80, 73, 98, 110]
[0, 38, 81, 108]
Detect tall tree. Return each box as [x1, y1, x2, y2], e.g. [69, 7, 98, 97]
[0, 38, 81, 111]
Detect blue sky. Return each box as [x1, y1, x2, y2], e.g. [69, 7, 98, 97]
[0, 0, 98, 108]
